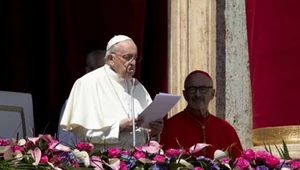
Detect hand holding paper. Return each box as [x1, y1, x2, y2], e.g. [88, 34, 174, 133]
[139, 93, 180, 128]
[120, 117, 144, 132]
[149, 119, 164, 137]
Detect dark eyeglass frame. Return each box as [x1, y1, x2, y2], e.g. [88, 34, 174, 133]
[111, 52, 142, 63]
[185, 86, 213, 94]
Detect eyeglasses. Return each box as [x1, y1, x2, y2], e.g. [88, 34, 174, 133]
[185, 86, 213, 94]
[111, 52, 142, 63]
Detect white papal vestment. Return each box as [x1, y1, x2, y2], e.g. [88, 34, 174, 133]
[60, 64, 152, 149]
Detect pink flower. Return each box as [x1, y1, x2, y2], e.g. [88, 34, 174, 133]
[0, 139, 9, 146]
[75, 142, 93, 152]
[48, 142, 71, 152]
[234, 157, 250, 170]
[133, 145, 143, 152]
[189, 143, 211, 154]
[133, 151, 146, 159]
[25, 141, 34, 148]
[194, 167, 204, 170]
[28, 134, 57, 144]
[291, 160, 300, 169]
[142, 141, 162, 154]
[27, 135, 42, 144]
[153, 154, 166, 162]
[108, 148, 121, 158]
[121, 150, 130, 155]
[120, 161, 128, 170]
[265, 154, 280, 168]
[47, 142, 52, 148]
[72, 159, 79, 168]
[165, 148, 182, 158]
[221, 158, 230, 164]
[255, 150, 270, 162]
[242, 149, 255, 162]
[28, 134, 70, 152]
[40, 154, 49, 163]
[29, 148, 42, 166]
[50, 155, 61, 163]
[10, 145, 24, 152]
[42, 134, 58, 144]
[90, 156, 103, 170]
[107, 158, 121, 170]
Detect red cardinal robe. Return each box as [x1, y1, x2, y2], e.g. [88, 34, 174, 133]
[160, 107, 243, 159]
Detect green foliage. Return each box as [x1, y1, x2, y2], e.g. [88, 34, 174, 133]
[274, 139, 292, 160]
[263, 141, 272, 155]
[264, 139, 292, 160]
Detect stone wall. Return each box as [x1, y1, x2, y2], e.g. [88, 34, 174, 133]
[224, 0, 252, 149]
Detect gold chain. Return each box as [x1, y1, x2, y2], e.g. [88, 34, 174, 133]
[188, 112, 211, 155]
[187, 113, 211, 143]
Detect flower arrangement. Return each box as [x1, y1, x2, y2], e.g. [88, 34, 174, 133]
[0, 134, 300, 170]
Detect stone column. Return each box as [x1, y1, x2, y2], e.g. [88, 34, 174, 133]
[168, 0, 217, 116]
[224, 0, 252, 149]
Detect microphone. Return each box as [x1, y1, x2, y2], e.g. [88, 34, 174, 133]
[130, 78, 136, 146]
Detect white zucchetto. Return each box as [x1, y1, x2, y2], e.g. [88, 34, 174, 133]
[106, 35, 132, 50]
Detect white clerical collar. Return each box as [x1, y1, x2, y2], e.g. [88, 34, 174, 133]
[104, 64, 133, 82]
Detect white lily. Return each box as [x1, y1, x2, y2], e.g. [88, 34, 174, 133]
[0, 146, 10, 154]
[177, 159, 194, 169]
[18, 139, 26, 146]
[213, 149, 228, 160]
[3, 147, 23, 161]
[48, 162, 63, 170]
[107, 158, 121, 170]
[73, 149, 90, 167]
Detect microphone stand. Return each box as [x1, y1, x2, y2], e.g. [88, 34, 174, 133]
[130, 78, 136, 146]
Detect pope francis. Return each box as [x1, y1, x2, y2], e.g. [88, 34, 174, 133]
[60, 35, 163, 149]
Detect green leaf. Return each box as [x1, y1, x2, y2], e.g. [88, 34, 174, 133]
[268, 144, 272, 155]
[274, 144, 283, 159]
[263, 141, 270, 153]
[282, 139, 292, 160]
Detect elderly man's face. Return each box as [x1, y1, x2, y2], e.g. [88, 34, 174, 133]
[110, 40, 138, 79]
[183, 73, 215, 111]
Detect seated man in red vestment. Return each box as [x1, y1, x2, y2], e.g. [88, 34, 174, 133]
[160, 70, 243, 159]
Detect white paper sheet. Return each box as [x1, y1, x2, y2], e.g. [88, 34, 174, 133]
[139, 92, 180, 128]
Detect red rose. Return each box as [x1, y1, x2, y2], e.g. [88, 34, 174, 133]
[133, 151, 146, 159]
[255, 150, 270, 162]
[242, 149, 255, 162]
[153, 154, 166, 162]
[235, 157, 250, 170]
[107, 147, 121, 158]
[265, 154, 280, 168]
